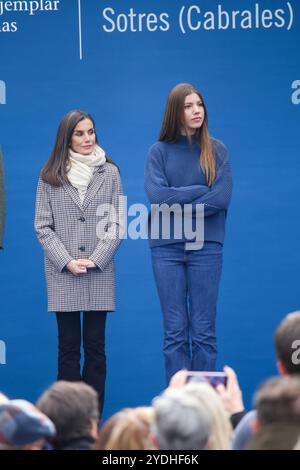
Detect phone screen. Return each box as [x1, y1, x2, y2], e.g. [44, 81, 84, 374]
[186, 372, 227, 388]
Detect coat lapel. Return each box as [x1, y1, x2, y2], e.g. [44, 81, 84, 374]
[63, 181, 82, 211]
[82, 165, 106, 212]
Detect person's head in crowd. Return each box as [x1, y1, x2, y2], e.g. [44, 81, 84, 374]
[95, 413, 119, 450]
[254, 375, 300, 426]
[96, 407, 155, 450]
[275, 310, 300, 376]
[247, 376, 300, 450]
[151, 388, 212, 450]
[184, 381, 233, 450]
[36, 381, 99, 450]
[0, 399, 55, 450]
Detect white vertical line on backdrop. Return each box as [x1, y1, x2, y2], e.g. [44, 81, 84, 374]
[78, 0, 83, 60]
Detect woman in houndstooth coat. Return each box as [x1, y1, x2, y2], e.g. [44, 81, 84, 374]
[35, 110, 124, 416]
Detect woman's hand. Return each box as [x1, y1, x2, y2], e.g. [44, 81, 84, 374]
[66, 259, 88, 275]
[168, 369, 189, 389]
[78, 259, 96, 268]
[215, 366, 245, 415]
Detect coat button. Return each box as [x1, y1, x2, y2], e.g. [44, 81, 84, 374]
[79, 246, 85, 252]
[79, 216, 85, 222]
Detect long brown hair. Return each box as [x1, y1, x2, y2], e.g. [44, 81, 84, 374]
[159, 83, 216, 186]
[41, 110, 115, 186]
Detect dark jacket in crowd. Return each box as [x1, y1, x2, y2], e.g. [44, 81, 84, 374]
[53, 436, 95, 450]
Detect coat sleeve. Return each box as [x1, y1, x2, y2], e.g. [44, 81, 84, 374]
[144, 144, 209, 205]
[0, 146, 5, 249]
[191, 143, 233, 216]
[89, 167, 124, 271]
[34, 177, 73, 272]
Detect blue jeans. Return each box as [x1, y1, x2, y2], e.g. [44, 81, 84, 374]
[151, 242, 223, 383]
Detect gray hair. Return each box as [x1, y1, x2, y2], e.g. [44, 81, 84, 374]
[36, 381, 99, 444]
[152, 388, 211, 450]
[184, 381, 233, 450]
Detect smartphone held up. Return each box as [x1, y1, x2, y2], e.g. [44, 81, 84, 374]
[186, 371, 228, 389]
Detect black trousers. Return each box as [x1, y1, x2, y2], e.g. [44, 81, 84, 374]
[56, 311, 107, 416]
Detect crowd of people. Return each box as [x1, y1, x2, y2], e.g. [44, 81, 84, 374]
[1, 310, 300, 451]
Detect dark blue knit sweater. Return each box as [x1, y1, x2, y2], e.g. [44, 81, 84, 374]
[144, 135, 232, 247]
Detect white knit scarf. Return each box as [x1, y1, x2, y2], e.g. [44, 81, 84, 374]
[68, 144, 106, 203]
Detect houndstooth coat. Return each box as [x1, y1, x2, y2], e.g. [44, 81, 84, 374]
[34, 163, 123, 312]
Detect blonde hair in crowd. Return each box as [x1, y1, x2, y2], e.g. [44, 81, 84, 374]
[184, 381, 233, 450]
[97, 407, 156, 450]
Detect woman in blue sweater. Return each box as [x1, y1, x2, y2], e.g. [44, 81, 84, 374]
[144, 83, 232, 382]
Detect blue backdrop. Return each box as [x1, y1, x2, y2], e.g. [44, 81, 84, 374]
[0, 0, 300, 418]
